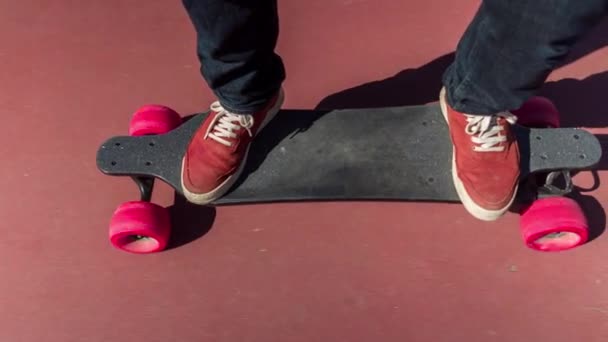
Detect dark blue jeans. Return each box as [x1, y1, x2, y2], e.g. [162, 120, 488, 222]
[182, 0, 608, 114]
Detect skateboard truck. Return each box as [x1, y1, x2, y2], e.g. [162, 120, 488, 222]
[536, 170, 573, 198]
[133, 176, 155, 202]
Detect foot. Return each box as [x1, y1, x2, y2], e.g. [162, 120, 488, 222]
[439, 87, 520, 221]
[181, 88, 284, 204]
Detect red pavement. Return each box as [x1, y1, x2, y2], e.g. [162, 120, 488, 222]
[1, 1, 608, 341]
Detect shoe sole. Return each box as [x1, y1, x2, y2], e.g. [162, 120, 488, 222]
[439, 87, 517, 221]
[181, 88, 285, 205]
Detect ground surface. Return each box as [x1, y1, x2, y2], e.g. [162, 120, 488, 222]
[2, 1, 608, 341]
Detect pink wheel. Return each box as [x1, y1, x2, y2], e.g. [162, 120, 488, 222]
[128, 104, 182, 136]
[520, 197, 588, 252]
[512, 96, 560, 128]
[109, 201, 171, 253]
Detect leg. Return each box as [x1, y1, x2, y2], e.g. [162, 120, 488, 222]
[439, 0, 608, 221]
[182, 0, 285, 114]
[443, 0, 608, 115]
[180, 0, 285, 204]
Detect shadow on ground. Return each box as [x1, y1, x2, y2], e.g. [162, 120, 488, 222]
[167, 18, 608, 249]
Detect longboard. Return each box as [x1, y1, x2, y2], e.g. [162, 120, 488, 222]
[96, 102, 602, 254]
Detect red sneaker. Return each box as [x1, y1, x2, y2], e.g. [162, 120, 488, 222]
[439, 87, 520, 221]
[181, 88, 284, 204]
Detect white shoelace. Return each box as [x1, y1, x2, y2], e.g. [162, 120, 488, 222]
[204, 101, 254, 147]
[465, 113, 517, 152]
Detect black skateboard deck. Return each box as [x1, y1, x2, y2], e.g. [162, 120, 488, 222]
[97, 103, 601, 204]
